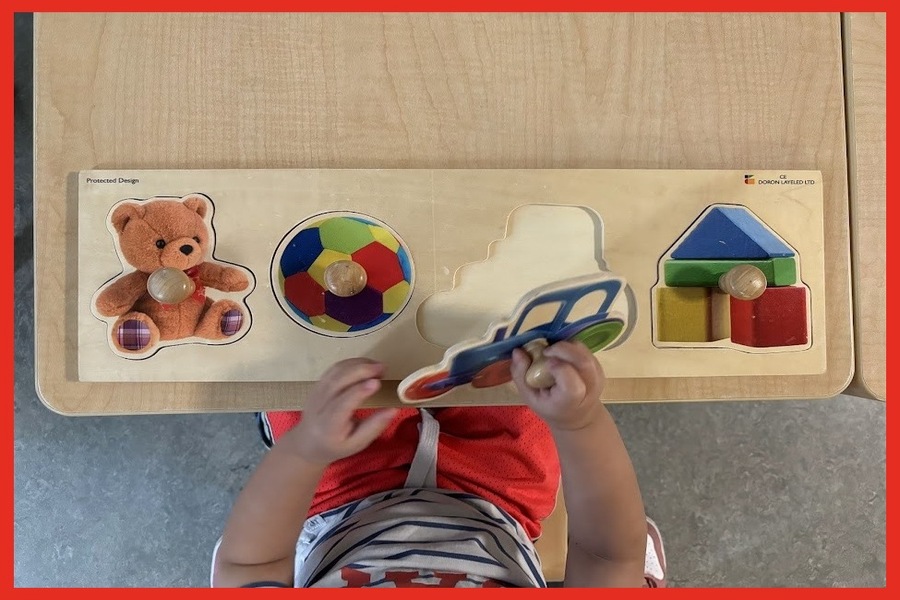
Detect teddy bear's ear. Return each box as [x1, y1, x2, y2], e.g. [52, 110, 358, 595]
[110, 203, 146, 234]
[182, 194, 209, 219]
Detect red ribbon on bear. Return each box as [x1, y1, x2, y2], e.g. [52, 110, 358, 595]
[160, 266, 206, 310]
[185, 266, 206, 303]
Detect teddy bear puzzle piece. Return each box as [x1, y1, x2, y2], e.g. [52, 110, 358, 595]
[271, 212, 414, 337]
[91, 194, 253, 357]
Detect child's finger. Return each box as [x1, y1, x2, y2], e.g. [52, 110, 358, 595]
[509, 349, 537, 398]
[330, 378, 383, 420]
[543, 342, 600, 389]
[348, 408, 399, 452]
[545, 359, 587, 404]
[510, 348, 532, 373]
[320, 359, 384, 398]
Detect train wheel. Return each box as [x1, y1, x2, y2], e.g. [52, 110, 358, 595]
[401, 370, 452, 401]
[471, 359, 513, 388]
[569, 320, 625, 352]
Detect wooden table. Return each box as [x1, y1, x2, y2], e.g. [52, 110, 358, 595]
[845, 13, 886, 401]
[34, 13, 855, 416]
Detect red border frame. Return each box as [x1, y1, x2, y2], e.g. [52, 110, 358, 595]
[7, 3, 892, 594]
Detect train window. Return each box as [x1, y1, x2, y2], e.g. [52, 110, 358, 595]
[567, 289, 610, 323]
[515, 301, 563, 335]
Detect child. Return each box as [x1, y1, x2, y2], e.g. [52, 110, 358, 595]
[212, 341, 666, 588]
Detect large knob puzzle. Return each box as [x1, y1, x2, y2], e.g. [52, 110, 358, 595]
[652, 204, 811, 351]
[90, 194, 254, 358]
[272, 213, 414, 337]
[77, 169, 827, 404]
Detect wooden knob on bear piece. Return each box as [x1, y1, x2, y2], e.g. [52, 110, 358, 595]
[718, 264, 767, 301]
[324, 260, 368, 297]
[523, 339, 555, 389]
[147, 267, 195, 304]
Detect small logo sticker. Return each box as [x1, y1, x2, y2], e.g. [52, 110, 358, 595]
[749, 174, 818, 185]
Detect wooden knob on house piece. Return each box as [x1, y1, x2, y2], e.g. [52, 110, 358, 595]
[147, 267, 195, 304]
[523, 339, 555, 389]
[718, 264, 767, 301]
[324, 260, 368, 297]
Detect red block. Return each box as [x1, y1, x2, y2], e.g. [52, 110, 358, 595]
[730, 286, 809, 348]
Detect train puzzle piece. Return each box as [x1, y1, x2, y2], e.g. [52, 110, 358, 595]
[399, 273, 631, 403]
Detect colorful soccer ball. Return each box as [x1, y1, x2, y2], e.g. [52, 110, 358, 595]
[274, 213, 414, 336]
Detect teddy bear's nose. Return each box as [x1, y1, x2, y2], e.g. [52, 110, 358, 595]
[179, 244, 194, 255]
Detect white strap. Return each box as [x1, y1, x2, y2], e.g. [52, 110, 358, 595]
[404, 409, 439, 488]
[645, 533, 664, 580]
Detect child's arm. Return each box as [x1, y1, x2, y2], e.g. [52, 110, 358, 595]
[511, 342, 647, 588]
[212, 359, 398, 587]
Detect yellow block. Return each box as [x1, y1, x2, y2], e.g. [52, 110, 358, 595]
[656, 287, 710, 342]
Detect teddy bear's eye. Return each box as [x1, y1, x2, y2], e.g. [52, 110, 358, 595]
[155, 239, 166, 249]
[193, 236, 201, 244]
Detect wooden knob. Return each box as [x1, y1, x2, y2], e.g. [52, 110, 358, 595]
[718, 264, 767, 301]
[523, 339, 555, 389]
[147, 267, 195, 304]
[324, 260, 368, 297]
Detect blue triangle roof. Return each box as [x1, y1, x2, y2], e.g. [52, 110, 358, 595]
[671, 206, 795, 260]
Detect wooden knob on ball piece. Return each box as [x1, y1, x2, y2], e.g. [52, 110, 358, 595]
[324, 260, 368, 297]
[147, 267, 195, 304]
[718, 264, 767, 301]
[523, 339, 555, 389]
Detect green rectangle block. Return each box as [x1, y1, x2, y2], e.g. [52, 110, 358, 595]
[664, 257, 797, 287]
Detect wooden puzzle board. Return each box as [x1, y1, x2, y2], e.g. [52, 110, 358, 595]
[78, 169, 827, 384]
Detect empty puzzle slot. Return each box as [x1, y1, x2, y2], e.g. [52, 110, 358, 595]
[416, 203, 633, 349]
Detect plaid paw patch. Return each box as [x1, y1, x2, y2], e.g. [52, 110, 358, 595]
[221, 309, 243, 336]
[117, 319, 151, 351]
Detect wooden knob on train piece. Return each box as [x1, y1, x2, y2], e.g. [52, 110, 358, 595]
[324, 260, 368, 297]
[523, 339, 555, 389]
[147, 267, 195, 304]
[718, 264, 767, 301]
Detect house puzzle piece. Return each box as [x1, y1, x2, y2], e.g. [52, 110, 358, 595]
[653, 204, 811, 351]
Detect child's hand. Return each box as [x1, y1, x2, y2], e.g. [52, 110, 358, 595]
[283, 358, 399, 466]
[510, 341, 607, 432]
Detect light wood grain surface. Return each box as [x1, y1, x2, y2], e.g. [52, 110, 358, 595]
[845, 13, 886, 401]
[34, 13, 854, 416]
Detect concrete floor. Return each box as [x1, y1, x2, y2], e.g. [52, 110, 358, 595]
[14, 14, 885, 587]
